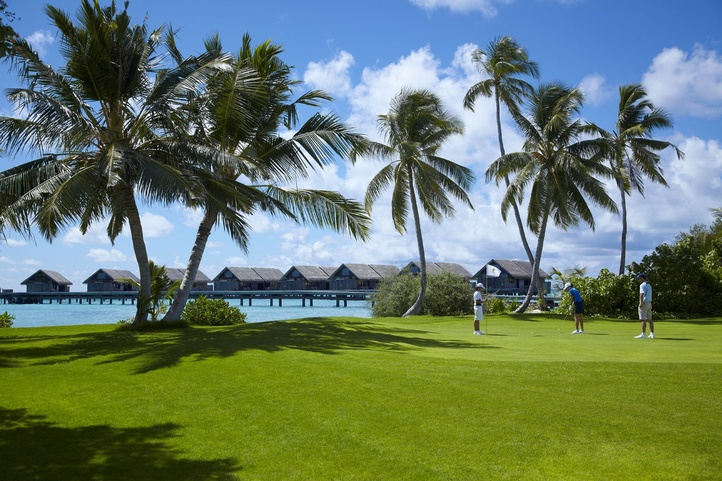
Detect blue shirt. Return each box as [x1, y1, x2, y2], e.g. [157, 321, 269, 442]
[569, 287, 583, 303]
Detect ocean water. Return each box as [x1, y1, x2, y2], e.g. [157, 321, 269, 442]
[1, 298, 372, 328]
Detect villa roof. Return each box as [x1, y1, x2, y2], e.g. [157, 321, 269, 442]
[403, 261, 472, 277]
[484, 259, 549, 279]
[165, 268, 211, 283]
[332, 263, 400, 280]
[281, 265, 336, 282]
[214, 267, 283, 282]
[82, 269, 139, 284]
[21, 269, 73, 286]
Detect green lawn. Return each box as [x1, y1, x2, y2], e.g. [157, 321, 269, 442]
[1, 315, 720, 480]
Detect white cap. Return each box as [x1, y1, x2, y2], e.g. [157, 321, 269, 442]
[476, 283, 484, 288]
[563, 282, 572, 290]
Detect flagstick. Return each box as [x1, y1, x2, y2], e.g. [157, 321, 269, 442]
[485, 272, 488, 334]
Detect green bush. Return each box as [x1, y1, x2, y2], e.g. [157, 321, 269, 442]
[558, 270, 637, 318]
[485, 297, 508, 314]
[424, 272, 475, 316]
[371, 272, 473, 317]
[181, 296, 247, 326]
[0, 311, 14, 328]
[370, 274, 419, 317]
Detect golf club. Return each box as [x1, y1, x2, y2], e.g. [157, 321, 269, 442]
[560, 311, 568, 331]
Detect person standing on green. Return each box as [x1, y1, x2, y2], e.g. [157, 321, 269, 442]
[473, 283, 486, 335]
[635, 273, 654, 339]
[563, 282, 584, 334]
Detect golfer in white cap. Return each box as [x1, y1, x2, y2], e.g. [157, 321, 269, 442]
[473, 283, 486, 335]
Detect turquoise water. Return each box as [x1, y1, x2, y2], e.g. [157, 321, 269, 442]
[1, 298, 372, 328]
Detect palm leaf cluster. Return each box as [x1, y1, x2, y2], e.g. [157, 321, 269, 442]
[486, 83, 618, 312]
[0, 0, 371, 322]
[359, 88, 474, 316]
[464, 38, 681, 311]
[593, 84, 683, 274]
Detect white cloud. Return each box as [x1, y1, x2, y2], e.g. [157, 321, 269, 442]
[2, 238, 27, 247]
[63, 223, 113, 245]
[643, 45, 722, 118]
[63, 212, 173, 245]
[304, 50, 355, 98]
[138, 212, 174, 238]
[579, 74, 612, 106]
[224, 256, 249, 266]
[181, 206, 204, 227]
[87, 248, 128, 263]
[408, 0, 513, 16]
[26, 30, 54, 57]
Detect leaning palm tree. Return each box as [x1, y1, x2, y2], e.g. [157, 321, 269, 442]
[162, 34, 371, 320]
[0, 0, 227, 322]
[486, 83, 618, 312]
[359, 88, 474, 317]
[463, 36, 546, 299]
[593, 84, 683, 274]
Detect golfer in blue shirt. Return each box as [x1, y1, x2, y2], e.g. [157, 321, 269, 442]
[564, 282, 585, 334]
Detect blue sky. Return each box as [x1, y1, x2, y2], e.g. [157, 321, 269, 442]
[1, 0, 721, 291]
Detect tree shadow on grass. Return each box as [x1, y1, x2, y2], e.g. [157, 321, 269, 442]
[0, 407, 239, 481]
[0, 318, 494, 374]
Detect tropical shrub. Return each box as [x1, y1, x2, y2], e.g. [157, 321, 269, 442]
[630, 230, 722, 317]
[558, 270, 636, 318]
[182, 296, 247, 326]
[0, 311, 14, 328]
[371, 272, 473, 317]
[485, 296, 509, 314]
[424, 272, 475, 316]
[370, 274, 419, 317]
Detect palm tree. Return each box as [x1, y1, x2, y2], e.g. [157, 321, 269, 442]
[593, 84, 683, 274]
[360, 88, 474, 317]
[549, 265, 587, 294]
[486, 83, 618, 312]
[463, 36, 546, 299]
[0, 0, 227, 322]
[162, 35, 372, 320]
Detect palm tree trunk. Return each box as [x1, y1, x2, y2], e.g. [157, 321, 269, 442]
[164, 208, 216, 321]
[495, 93, 547, 305]
[404, 169, 425, 317]
[618, 181, 628, 275]
[515, 213, 549, 313]
[121, 186, 151, 323]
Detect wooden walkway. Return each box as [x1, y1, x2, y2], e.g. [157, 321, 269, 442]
[0, 290, 372, 307]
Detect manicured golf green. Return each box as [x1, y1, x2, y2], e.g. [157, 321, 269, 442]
[1, 315, 720, 480]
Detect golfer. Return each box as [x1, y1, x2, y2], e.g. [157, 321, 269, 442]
[563, 282, 584, 334]
[635, 273, 654, 339]
[473, 283, 486, 335]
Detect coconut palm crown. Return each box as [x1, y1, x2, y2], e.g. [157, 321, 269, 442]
[0, 0, 229, 322]
[486, 82, 618, 312]
[359, 88, 474, 317]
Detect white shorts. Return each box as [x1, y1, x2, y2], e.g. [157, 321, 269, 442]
[474, 305, 484, 321]
[638, 302, 652, 320]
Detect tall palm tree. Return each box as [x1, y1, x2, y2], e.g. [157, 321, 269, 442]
[486, 83, 617, 312]
[163, 35, 371, 320]
[360, 88, 474, 317]
[0, 0, 227, 322]
[593, 84, 683, 274]
[463, 36, 546, 299]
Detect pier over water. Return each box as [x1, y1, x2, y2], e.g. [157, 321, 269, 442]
[0, 290, 372, 307]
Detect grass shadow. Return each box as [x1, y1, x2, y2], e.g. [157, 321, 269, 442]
[0, 407, 239, 481]
[0, 318, 490, 374]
